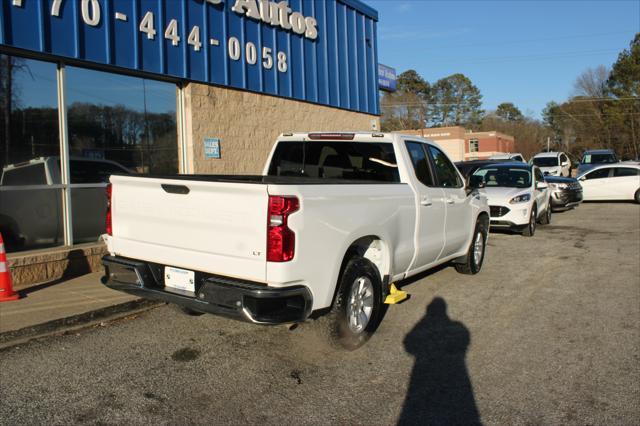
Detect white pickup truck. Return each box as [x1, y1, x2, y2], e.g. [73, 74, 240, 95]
[102, 132, 490, 349]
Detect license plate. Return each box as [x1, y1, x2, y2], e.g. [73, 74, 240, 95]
[164, 266, 195, 293]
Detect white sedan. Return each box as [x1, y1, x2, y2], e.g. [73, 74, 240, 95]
[577, 163, 640, 203]
[471, 163, 551, 237]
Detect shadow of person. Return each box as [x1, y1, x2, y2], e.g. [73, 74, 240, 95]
[399, 297, 481, 426]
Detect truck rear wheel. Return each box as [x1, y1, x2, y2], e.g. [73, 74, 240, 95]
[322, 257, 383, 351]
[454, 219, 487, 275]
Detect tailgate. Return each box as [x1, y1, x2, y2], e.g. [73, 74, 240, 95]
[108, 175, 268, 283]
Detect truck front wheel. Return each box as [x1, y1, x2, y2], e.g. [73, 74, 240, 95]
[454, 218, 487, 275]
[323, 257, 383, 351]
[522, 205, 537, 237]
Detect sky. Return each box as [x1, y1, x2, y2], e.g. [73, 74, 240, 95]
[369, 0, 640, 119]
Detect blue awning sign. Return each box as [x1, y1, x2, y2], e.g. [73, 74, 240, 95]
[0, 0, 380, 115]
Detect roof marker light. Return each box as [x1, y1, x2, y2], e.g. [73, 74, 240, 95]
[308, 133, 355, 140]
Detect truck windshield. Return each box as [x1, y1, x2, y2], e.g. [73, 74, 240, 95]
[473, 166, 532, 188]
[532, 157, 558, 167]
[268, 141, 400, 182]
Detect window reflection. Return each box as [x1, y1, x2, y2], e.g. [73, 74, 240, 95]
[0, 55, 63, 252]
[66, 67, 178, 175]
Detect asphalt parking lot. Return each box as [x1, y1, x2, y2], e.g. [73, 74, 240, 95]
[1, 202, 639, 425]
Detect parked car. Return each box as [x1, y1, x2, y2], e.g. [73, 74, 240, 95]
[0, 156, 131, 251]
[489, 152, 526, 162]
[544, 176, 583, 211]
[576, 149, 618, 176]
[101, 132, 490, 350]
[531, 151, 572, 177]
[471, 162, 551, 236]
[454, 159, 509, 181]
[577, 163, 640, 203]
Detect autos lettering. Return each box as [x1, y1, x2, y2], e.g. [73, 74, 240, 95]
[232, 0, 318, 40]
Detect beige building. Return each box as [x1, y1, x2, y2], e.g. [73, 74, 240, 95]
[396, 126, 515, 162]
[397, 127, 467, 162]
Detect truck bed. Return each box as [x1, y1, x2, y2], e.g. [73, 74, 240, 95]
[112, 174, 402, 185]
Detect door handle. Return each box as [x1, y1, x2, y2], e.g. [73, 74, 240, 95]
[446, 198, 454, 204]
[420, 196, 432, 206]
[161, 184, 190, 194]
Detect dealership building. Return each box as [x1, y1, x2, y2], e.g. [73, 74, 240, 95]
[0, 0, 383, 286]
[399, 126, 516, 162]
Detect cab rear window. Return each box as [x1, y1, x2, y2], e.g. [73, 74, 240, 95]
[1, 163, 47, 185]
[532, 157, 558, 167]
[268, 141, 400, 182]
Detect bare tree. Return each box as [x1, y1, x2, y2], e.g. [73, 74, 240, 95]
[0, 55, 28, 166]
[573, 65, 609, 98]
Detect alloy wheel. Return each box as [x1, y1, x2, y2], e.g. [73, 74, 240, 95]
[473, 230, 484, 266]
[346, 277, 374, 333]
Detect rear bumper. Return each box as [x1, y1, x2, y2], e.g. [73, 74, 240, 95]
[101, 255, 313, 324]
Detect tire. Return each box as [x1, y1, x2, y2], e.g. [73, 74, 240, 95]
[454, 219, 487, 275]
[321, 257, 383, 351]
[522, 206, 537, 237]
[635, 189, 640, 204]
[539, 204, 551, 225]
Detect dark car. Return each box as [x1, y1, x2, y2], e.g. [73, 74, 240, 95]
[544, 175, 583, 211]
[576, 149, 618, 176]
[454, 159, 509, 181]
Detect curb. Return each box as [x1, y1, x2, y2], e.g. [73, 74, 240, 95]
[0, 299, 162, 350]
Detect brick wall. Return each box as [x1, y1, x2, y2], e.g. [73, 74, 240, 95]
[465, 134, 516, 158]
[184, 83, 379, 174]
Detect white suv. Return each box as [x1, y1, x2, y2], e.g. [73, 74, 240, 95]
[489, 152, 525, 162]
[531, 151, 571, 177]
[470, 162, 551, 236]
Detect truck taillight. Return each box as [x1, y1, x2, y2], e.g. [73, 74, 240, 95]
[267, 196, 299, 262]
[106, 183, 112, 236]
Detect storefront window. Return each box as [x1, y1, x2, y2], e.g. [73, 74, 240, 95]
[66, 67, 178, 175]
[0, 54, 179, 252]
[65, 67, 179, 244]
[0, 55, 63, 252]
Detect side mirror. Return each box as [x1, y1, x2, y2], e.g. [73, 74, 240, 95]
[468, 175, 485, 192]
[561, 161, 569, 167]
[579, 176, 586, 181]
[536, 181, 548, 190]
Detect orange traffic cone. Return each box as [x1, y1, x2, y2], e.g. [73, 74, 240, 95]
[0, 233, 20, 302]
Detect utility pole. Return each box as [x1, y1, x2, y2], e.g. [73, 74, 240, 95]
[547, 136, 550, 152]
